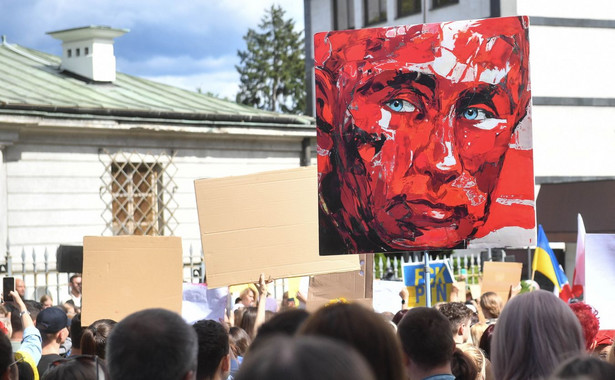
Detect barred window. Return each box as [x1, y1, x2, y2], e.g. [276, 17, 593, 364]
[333, 0, 356, 30]
[397, 0, 421, 18]
[100, 150, 178, 236]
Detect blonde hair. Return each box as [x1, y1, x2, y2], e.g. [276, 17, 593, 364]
[458, 343, 486, 380]
[471, 323, 489, 347]
[480, 292, 502, 319]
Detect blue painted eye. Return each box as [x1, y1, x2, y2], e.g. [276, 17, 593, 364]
[462, 108, 490, 120]
[385, 99, 416, 113]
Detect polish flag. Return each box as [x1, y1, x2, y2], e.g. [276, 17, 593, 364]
[572, 214, 585, 298]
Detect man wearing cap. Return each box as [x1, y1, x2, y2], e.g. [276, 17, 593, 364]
[36, 307, 69, 377]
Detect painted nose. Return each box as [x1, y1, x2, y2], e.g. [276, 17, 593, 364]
[412, 119, 462, 185]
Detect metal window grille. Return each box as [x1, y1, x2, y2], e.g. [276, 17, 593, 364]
[99, 150, 178, 236]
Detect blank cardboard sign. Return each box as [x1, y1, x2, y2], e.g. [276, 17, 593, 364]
[81, 236, 183, 325]
[195, 166, 360, 288]
[481, 261, 522, 305]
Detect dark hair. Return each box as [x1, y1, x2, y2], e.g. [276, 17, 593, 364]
[392, 309, 409, 325]
[106, 308, 198, 380]
[70, 313, 84, 350]
[41, 355, 108, 380]
[492, 290, 584, 380]
[438, 302, 473, 336]
[451, 347, 479, 380]
[192, 320, 229, 380]
[69, 274, 82, 283]
[550, 355, 615, 380]
[229, 327, 251, 358]
[479, 324, 496, 360]
[298, 303, 404, 380]
[235, 335, 375, 380]
[397, 307, 455, 370]
[81, 319, 116, 359]
[257, 309, 309, 337]
[24, 300, 43, 321]
[0, 333, 13, 376]
[239, 307, 258, 339]
[17, 359, 35, 380]
[6, 303, 23, 332]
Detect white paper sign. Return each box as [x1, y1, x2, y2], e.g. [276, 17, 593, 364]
[585, 234, 615, 329]
[182, 283, 228, 324]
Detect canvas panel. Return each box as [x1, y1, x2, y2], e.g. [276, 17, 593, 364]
[316, 16, 535, 254]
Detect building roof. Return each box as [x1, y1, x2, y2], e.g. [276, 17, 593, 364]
[0, 38, 314, 132]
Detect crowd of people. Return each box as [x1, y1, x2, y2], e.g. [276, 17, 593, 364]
[0, 273, 614, 380]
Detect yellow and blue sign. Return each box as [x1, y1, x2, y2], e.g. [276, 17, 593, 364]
[402, 260, 455, 307]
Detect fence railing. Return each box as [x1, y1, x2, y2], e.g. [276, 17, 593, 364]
[4, 241, 509, 304]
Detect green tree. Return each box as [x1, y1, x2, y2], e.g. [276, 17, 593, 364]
[236, 5, 305, 114]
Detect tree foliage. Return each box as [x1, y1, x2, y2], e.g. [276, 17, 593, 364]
[236, 5, 305, 114]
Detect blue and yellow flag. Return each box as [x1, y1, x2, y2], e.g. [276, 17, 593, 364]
[532, 225, 569, 292]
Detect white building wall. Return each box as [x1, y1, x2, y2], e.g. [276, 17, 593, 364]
[3, 132, 307, 280]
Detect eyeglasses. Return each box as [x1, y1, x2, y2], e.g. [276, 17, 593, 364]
[49, 355, 106, 380]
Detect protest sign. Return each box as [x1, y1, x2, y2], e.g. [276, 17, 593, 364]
[182, 283, 228, 324]
[195, 167, 360, 288]
[482, 261, 522, 304]
[585, 234, 615, 329]
[401, 260, 454, 307]
[81, 236, 183, 325]
[307, 254, 373, 311]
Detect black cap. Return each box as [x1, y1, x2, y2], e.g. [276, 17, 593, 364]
[36, 307, 68, 334]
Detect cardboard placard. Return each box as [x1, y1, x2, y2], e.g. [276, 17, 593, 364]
[81, 236, 183, 325]
[469, 284, 482, 300]
[195, 167, 360, 288]
[306, 255, 373, 312]
[481, 261, 522, 304]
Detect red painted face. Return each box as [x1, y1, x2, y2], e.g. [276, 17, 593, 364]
[316, 17, 531, 253]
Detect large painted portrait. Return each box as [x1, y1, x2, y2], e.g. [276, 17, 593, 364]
[316, 16, 535, 255]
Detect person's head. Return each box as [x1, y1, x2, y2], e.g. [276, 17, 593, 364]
[248, 308, 309, 353]
[458, 343, 486, 380]
[471, 322, 488, 347]
[239, 288, 255, 308]
[70, 313, 84, 354]
[36, 306, 69, 347]
[549, 355, 615, 380]
[439, 302, 474, 344]
[235, 335, 375, 380]
[41, 355, 109, 380]
[23, 301, 42, 322]
[239, 307, 258, 339]
[0, 333, 17, 380]
[62, 301, 77, 320]
[592, 331, 614, 361]
[80, 319, 117, 359]
[492, 290, 584, 380]
[479, 292, 503, 320]
[569, 302, 600, 351]
[14, 279, 25, 299]
[192, 320, 230, 380]
[69, 274, 82, 296]
[228, 327, 251, 358]
[478, 323, 495, 360]
[397, 307, 455, 378]
[16, 360, 34, 380]
[106, 308, 197, 380]
[5, 304, 22, 335]
[315, 17, 532, 253]
[298, 302, 404, 380]
[451, 347, 479, 380]
[40, 295, 53, 309]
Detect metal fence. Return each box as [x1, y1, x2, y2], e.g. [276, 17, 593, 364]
[3, 241, 509, 304]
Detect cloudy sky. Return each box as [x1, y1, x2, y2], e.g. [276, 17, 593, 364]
[1, 0, 305, 100]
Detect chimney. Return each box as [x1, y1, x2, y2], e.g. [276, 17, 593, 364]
[47, 26, 128, 82]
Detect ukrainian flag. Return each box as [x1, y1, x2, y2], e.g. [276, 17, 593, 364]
[532, 225, 569, 292]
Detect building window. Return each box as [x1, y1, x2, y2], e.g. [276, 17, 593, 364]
[432, 0, 459, 9]
[99, 150, 178, 236]
[76, 48, 80, 57]
[85, 47, 89, 55]
[364, 0, 387, 26]
[397, 0, 421, 17]
[67, 49, 72, 58]
[333, 0, 355, 30]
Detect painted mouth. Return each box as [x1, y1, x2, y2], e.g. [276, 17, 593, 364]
[386, 198, 468, 228]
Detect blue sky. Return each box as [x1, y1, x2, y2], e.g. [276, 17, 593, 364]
[1, 0, 305, 99]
